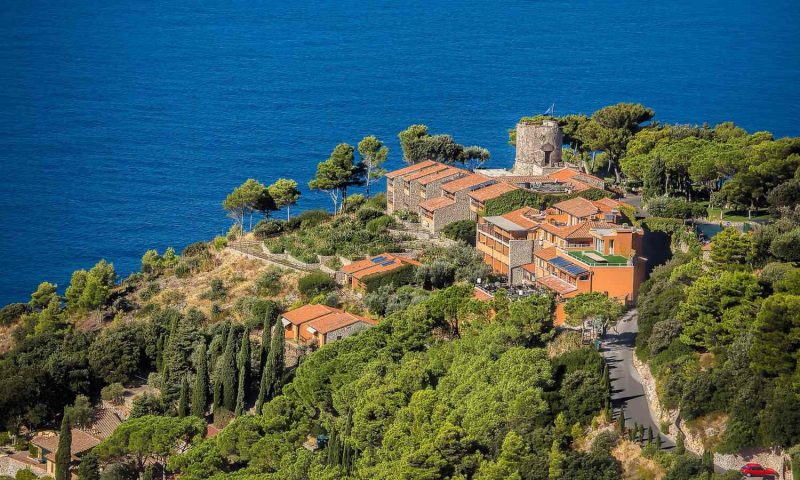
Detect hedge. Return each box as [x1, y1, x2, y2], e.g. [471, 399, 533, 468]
[640, 217, 685, 233]
[483, 187, 612, 216]
[361, 263, 416, 292]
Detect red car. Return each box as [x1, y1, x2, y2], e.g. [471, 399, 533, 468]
[740, 463, 778, 478]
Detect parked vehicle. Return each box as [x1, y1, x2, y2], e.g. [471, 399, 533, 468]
[740, 463, 778, 478]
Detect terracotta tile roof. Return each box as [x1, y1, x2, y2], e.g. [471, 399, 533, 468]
[305, 311, 369, 335]
[385, 160, 437, 179]
[539, 221, 573, 238]
[495, 175, 553, 184]
[534, 246, 558, 261]
[8, 451, 47, 472]
[571, 172, 606, 186]
[32, 429, 102, 459]
[341, 253, 419, 280]
[560, 178, 592, 192]
[441, 173, 491, 193]
[83, 408, 122, 440]
[502, 207, 542, 230]
[416, 167, 467, 185]
[552, 197, 599, 218]
[419, 196, 456, 211]
[521, 263, 537, 274]
[404, 164, 450, 181]
[282, 304, 336, 326]
[536, 275, 578, 295]
[468, 182, 518, 202]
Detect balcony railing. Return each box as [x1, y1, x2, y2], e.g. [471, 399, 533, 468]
[477, 224, 509, 246]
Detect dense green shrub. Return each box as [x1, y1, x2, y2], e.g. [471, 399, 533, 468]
[182, 242, 208, 257]
[393, 208, 419, 222]
[484, 187, 612, 216]
[0, 303, 28, 326]
[297, 271, 336, 298]
[361, 264, 415, 292]
[254, 267, 284, 296]
[645, 197, 706, 219]
[294, 209, 330, 230]
[253, 219, 284, 239]
[640, 217, 685, 233]
[343, 194, 366, 212]
[441, 220, 477, 245]
[212, 236, 227, 250]
[356, 208, 384, 224]
[364, 192, 387, 211]
[202, 279, 226, 301]
[365, 215, 394, 233]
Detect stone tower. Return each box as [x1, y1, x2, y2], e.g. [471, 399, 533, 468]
[512, 119, 563, 176]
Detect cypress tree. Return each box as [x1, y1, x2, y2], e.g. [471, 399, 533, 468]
[259, 315, 272, 378]
[676, 429, 686, 455]
[256, 324, 284, 414]
[702, 449, 714, 473]
[235, 328, 251, 416]
[656, 432, 663, 449]
[177, 376, 189, 418]
[155, 334, 165, 372]
[617, 405, 625, 434]
[221, 327, 238, 412]
[191, 342, 208, 417]
[647, 426, 654, 445]
[55, 414, 71, 480]
[77, 452, 99, 480]
[628, 423, 636, 441]
[638, 424, 645, 445]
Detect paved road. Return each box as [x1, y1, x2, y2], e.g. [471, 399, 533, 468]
[601, 309, 674, 449]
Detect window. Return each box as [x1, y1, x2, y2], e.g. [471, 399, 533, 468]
[609, 239, 615, 254]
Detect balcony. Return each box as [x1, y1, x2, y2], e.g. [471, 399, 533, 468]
[477, 224, 509, 246]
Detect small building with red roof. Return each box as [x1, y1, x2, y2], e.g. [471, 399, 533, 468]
[280, 304, 376, 347]
[339, 253, 420, 291]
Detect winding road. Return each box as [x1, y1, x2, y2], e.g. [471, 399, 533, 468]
[601, 309, 674, 449]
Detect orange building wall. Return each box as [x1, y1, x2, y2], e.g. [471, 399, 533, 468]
[587, 265, 637, 305]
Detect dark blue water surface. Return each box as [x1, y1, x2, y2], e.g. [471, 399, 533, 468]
[1, 1, 799, 305]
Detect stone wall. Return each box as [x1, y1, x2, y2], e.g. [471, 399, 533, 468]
[632, 352, 792, 478]
[0, 456, 47, 478]
[513, 120, 563, 176]
[508, 239, 534, 285]
[432, 201, 471, 233]
[326, 321, 372, 344]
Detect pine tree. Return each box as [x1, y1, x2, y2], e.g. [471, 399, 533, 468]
[617, 405, 626, 434]
[259, 315, 272, 378]
[256, 324, 284, 414]
[220, 327, 238, 412]
[548, 439, 564, 480]
[77, 452, 99, 480]
[676, 429, 686, 455]
[55, 413, 71, 480]
[235, 328, 251, 416]
[191, 342, 208, 417]
[177, 376, 189, 418]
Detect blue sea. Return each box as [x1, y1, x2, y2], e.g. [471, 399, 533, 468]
[1, 1, 799, 305]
